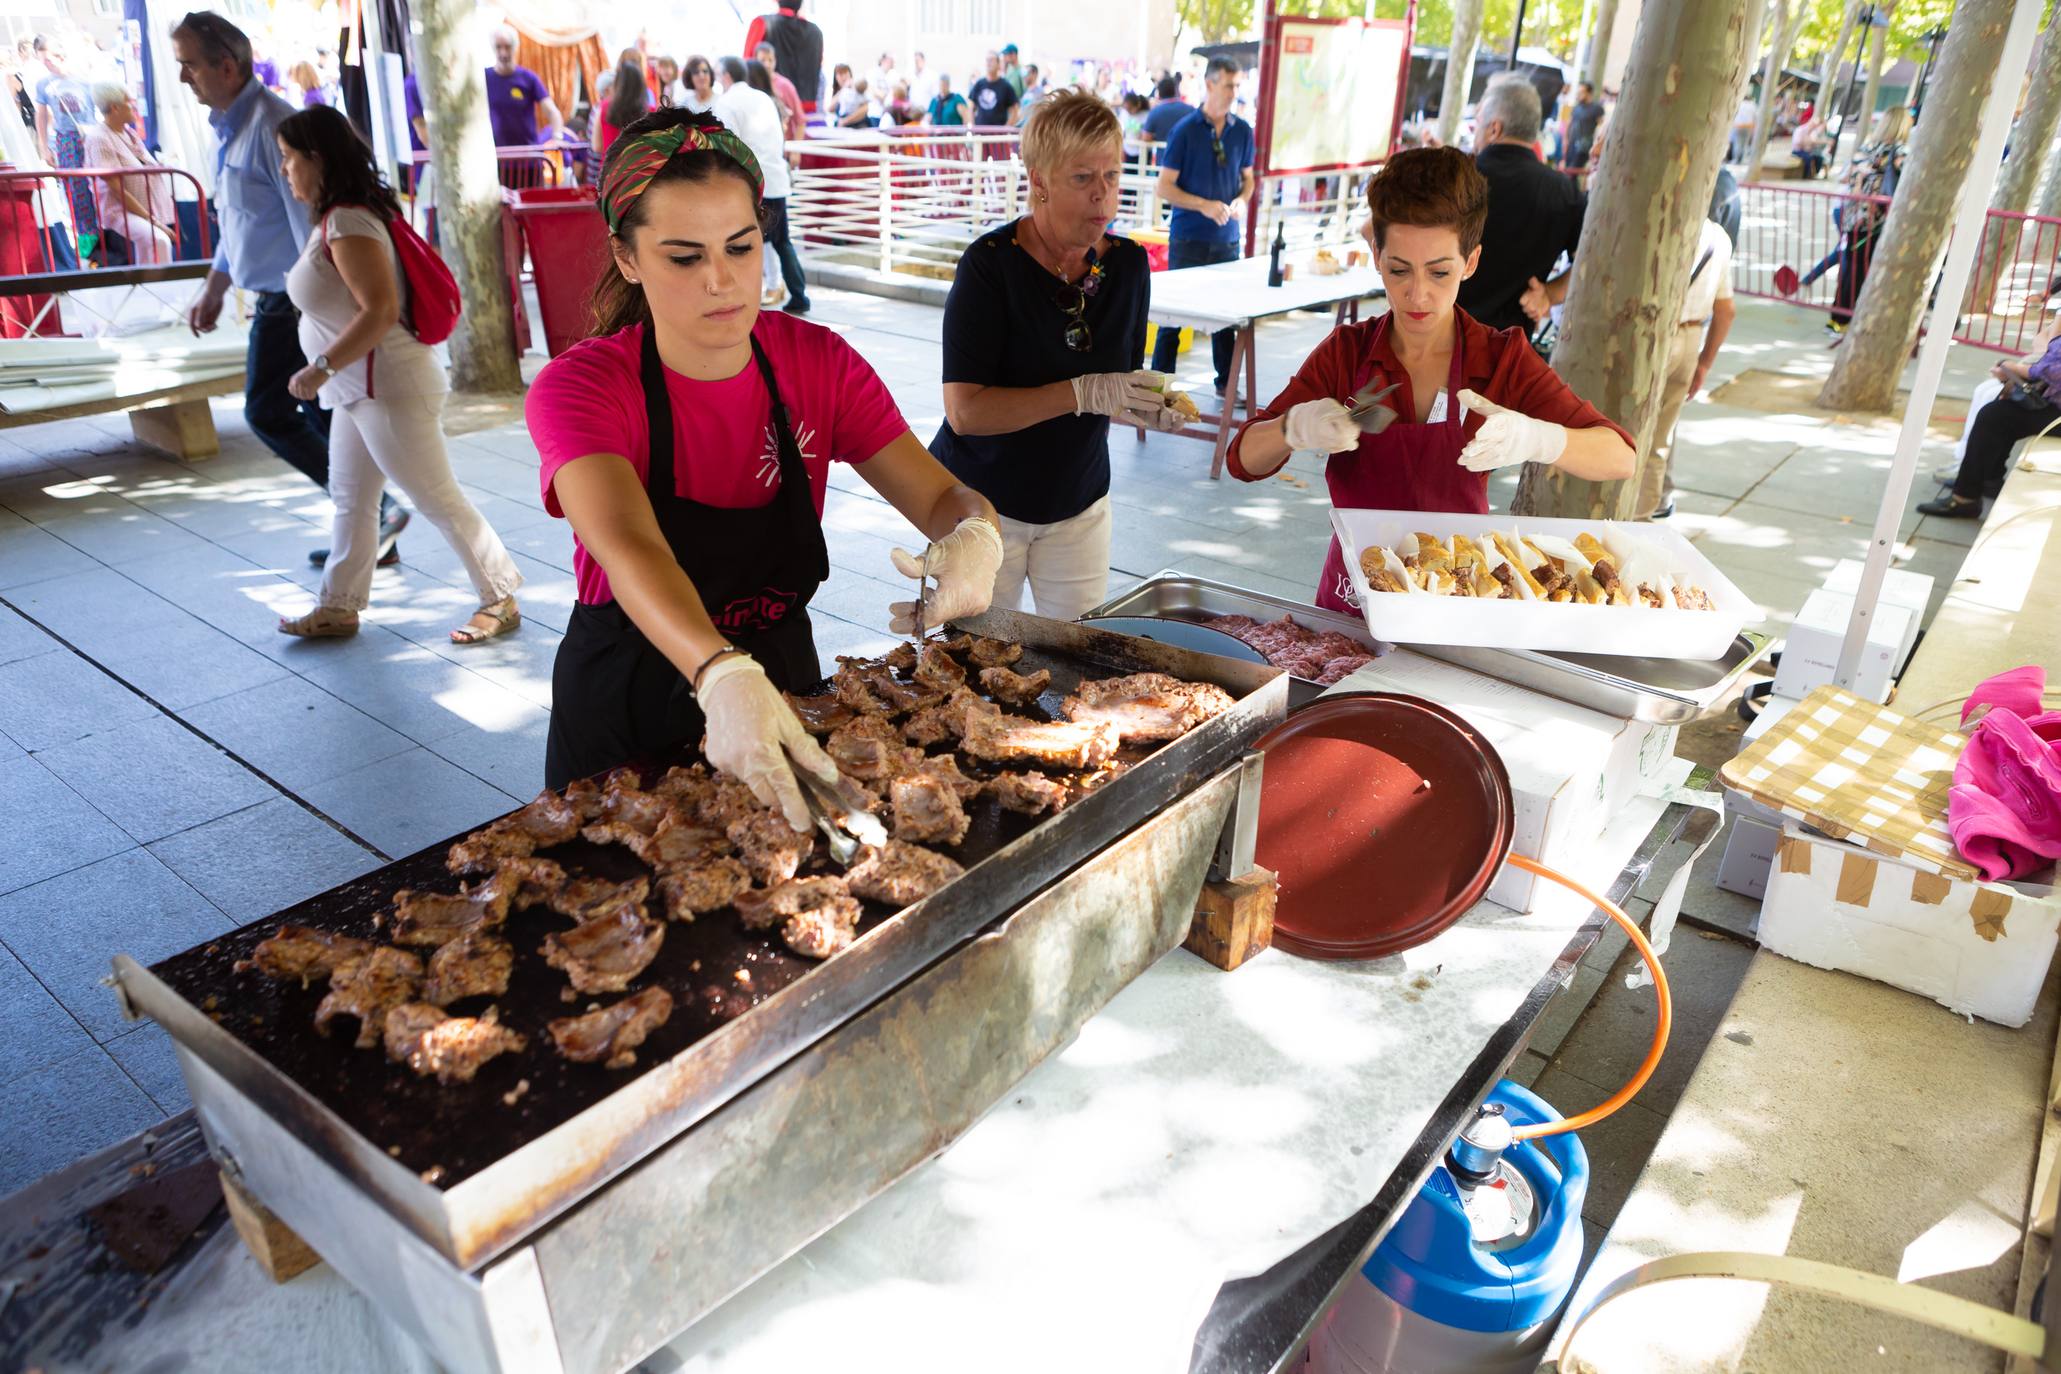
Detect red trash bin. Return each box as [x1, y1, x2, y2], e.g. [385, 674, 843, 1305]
[509, 184, 609, 358]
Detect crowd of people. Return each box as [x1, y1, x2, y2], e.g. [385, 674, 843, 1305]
[23, 0, 2032, 807]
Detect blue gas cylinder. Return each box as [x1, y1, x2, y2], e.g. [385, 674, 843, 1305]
[1309, 1080, 1589, 1374]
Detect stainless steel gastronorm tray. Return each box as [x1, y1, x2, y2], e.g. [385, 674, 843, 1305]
[1086, 572, 1771, 723]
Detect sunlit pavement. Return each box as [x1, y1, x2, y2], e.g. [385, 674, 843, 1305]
[0, 286, 1999, 1193]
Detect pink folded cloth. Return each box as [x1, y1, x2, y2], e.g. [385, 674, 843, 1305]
[1950, 666, 2061, 882]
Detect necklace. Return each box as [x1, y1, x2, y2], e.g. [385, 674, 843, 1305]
[1017, 215, 1098, 286]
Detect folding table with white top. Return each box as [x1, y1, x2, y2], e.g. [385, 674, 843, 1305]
[1143, 253, 1386, 478]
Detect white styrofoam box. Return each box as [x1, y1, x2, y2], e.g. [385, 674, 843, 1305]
[1715, 816, 1781, 900]
[1759, 822, 2061, 1027]
[1821, 558, 1932, 666]
[1326, 651, 1675, 913]
[1330, 509, 1752, 660]
[1773, 587, 1913, 704]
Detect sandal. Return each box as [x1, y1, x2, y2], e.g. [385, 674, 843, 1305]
[451, 596, 520, 645]
[278, 606, 360, 638]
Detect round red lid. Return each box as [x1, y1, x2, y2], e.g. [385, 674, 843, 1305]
[1252, 692, 1514, 961]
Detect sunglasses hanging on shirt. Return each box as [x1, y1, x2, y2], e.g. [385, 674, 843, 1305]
[1041, 246, 1104, 353]
[1212, 126, 1227, 167]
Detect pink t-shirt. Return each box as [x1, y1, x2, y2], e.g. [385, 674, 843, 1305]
[527, 312, 908, 604]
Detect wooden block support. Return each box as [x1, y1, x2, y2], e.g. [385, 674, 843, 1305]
[1184, 868, 1277, 972]
[219, 1170, 321, 1282]
[128, 397, 219, 460]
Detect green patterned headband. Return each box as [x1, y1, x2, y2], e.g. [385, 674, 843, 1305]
[600, 118, 764, 234]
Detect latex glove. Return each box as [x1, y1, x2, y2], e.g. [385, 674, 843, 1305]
[1283, 397, 1362, 455]
[698, 654, 842, 833]
[1122, 370, 1194, 432]
[1456, 389, 1569, 472]
[1071, 369, 1164, 420]
[888, 516, 1005, 636]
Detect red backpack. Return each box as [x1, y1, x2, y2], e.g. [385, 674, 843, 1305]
[322, 207, 462, 346]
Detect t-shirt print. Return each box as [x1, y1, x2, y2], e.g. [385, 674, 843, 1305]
[757, 418, 820, 488]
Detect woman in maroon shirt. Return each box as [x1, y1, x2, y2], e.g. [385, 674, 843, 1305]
[1228, 147, 1634, 613]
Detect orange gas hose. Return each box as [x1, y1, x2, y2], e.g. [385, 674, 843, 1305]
[1504, 854, 1672, 1141]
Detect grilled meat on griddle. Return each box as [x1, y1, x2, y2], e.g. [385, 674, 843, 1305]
[655, 856, 753, 921]
[784, 691, 857, 737]
[423, 930, 514, 1008]
[904, 687, 1005, 748]
[390, 870, 516, 947]
[726, 812, 816, 885]
[734, 874, 854, 931]
[988, 770, 1070, 816]
[826, 715, 921, 784]
[831, 660, 892, 715]
[448, 791, 582, 873]
[911, 753, 983, 802]
[541, 907, 665, 995]
[313, 946, 423, 1048]
[944, 633, 1023, 668]
[890, 771, 971, 846]
[563, 776, 605, 821]
[548, 987, 673, 1069]
[383, 1003, 526, 1083]
[960, 710, 1120, 771]
[846, 840, 965, 906]
[594, 772, 669, 834]
[1062, 672, 1235, 744]
[913, 643, 967, 692]
[546, 874, 650, 924]
[781, 898, 863, 959]
[978, 665, 1051, 705]
[493, 855, 568, 910]
[235, 925, 374, 984]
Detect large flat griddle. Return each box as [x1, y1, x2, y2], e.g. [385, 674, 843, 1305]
[114, 608, 1287, 1275]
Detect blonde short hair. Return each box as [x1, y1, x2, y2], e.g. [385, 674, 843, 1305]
[1019, 88, 1123, 177]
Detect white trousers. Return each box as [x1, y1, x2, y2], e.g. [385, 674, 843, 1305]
[320, 390, 523, 613]
[989, 495, 1113, 622]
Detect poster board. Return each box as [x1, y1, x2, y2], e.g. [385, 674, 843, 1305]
[1260, 16, 1410, 176]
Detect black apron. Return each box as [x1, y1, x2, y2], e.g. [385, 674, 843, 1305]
[544, 327, 830, 789]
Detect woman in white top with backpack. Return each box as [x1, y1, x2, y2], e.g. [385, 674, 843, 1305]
[274, 105, 523, 643]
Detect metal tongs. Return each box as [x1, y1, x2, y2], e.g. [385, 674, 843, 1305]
[790, 760, 887, 867]
[1347, 380, 1402, 435]
[911, 542, 935, 645]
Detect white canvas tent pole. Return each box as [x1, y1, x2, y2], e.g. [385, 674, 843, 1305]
[1833, 0, 2044, 691]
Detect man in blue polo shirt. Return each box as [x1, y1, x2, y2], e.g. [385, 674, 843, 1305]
[1150, 56, 1254, 399]
[174, 9, 404, 565]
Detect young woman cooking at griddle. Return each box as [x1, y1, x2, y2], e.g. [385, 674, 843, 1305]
[526, 109, 1001, 822]
[1226, 146, 1634, 613]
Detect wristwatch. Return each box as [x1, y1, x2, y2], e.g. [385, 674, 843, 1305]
[313, 353, 335, 378]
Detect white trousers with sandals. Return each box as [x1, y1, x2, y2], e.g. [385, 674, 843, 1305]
[319, 390, 523, 613]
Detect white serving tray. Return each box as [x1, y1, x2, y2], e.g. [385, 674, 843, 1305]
[1329, 508, 1754, 660]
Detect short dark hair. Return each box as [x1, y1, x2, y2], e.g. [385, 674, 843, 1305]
[1155, 74, 1179, 100]
[718, 55, 747, 86]
[743, 59, 774, 100]
[1363, 145, 1491, 254]
[171, 10, 252, 79]
[276, 104, 402, 222]
[1205, 55, 1240, 82]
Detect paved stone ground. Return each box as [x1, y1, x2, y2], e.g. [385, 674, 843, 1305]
[0, 286, 2000, 1199]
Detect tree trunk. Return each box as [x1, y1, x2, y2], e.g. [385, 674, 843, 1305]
[1858, 5, 1894, 136]
[1582, 0, 1623, 92]
[1512, 0, 1762, 520]
[2040, 131, 2061, 220]
[1748, 0, 1809, 178]
[417, 0, 521, 392]
[1817, 0, 1863, 164]
[1964, 18, 2061, 311]
[1818, 0, 2020, 413]
[1438, 0, 1487, 147]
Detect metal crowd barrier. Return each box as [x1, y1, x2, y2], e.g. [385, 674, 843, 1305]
[0, 165, 211, 275]
[1735, 179, 2061, 354]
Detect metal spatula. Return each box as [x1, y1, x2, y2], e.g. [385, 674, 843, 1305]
[1347, 380, 1403, 435]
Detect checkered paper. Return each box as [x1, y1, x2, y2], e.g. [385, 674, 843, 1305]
[1719, 684, 1978, 882]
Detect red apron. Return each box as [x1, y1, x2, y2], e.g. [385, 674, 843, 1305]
[1313, 319, 1488, 613]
